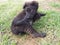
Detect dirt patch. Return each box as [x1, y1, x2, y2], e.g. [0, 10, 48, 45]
[38, 0, 60, 12]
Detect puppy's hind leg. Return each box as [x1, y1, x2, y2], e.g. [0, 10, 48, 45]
[25, 25, 46, 38]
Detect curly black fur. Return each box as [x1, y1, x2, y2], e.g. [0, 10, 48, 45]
[11, 1, 46, 38]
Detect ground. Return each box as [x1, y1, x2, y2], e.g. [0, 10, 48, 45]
[0, 0, 60, 45]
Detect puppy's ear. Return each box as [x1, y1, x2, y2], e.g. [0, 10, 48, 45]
[23, 2, 28, 9]
[31, 1, 38, 9]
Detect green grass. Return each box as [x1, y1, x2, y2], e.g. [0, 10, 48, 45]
[0, 0, 60, 45]
[0, 0, 22, 45]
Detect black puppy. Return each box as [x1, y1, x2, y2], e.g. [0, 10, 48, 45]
[11, 1, 46, 38]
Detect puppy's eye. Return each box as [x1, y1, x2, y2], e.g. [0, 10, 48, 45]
[26, 8, 31, 12]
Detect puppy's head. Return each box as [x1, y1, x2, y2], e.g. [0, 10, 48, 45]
[23, 1, 39, 13]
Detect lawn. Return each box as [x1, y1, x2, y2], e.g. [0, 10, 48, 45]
[0, 0, 60, 45]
